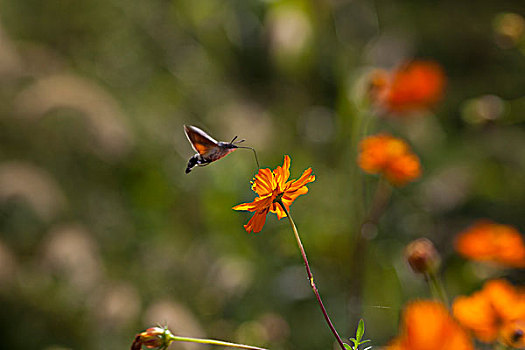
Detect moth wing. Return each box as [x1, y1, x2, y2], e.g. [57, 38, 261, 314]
[184, 125, 218, 155]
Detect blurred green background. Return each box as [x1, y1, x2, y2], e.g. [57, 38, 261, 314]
[0, 0, 524, 349]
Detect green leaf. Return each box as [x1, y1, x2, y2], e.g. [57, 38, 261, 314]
[356, 319, 365, 342]
[343, 343, 353, 350]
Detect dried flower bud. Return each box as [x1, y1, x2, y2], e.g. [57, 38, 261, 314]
[131, 326, 174, 350]
[405, 238, 440, 274]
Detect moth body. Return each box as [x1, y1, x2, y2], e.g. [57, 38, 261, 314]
[184, 125, 239, 173]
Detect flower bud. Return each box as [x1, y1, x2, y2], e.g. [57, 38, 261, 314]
[405, 238, 440, 274]
[131, 326, 174, 350]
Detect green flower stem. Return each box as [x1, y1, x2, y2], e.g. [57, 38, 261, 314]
[425, 269, 449, 306]
[348, 176, 392, 325]
[276, 200, 346, 350]
[364, 176, 392, 226]
[169, 335, 268, 350]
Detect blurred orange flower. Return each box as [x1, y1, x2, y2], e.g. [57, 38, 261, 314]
[358, 133, 421, 186]
[233, 155, 315, 233]
[501, 319, 525, 348]
[369, 60, 446, 115]
[455, 220, 525, 268]
[453, 279, 525, 347]
[387, 300, 473, 350]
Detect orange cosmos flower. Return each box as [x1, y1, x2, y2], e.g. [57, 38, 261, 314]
[358, 133, 421, 186]
[387, 300, 473, 350]
[501, 318, 525, 348]
[369, 60, 446, 115]
[453, 279, 525, 346]
[233, 155, 315, 233]
[455, 220, 525, 268]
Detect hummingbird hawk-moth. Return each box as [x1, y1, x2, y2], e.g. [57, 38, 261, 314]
[184, 125, 259, 173]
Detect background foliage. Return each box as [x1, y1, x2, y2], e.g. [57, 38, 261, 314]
[0, 0, 524, 349]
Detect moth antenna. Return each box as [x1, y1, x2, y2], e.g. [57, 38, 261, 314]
[237, 146, 260, 170]
[230, 135, 238, 143]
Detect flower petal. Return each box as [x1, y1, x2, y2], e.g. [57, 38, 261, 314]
[453, 293, 498, 342]
[270, 201, 288, 220]
[287, 168, 315, 192]
[281, 155, 291, 184]
[404, 301, 473, 350]
[233, 201, 258, 212]
[273, 155, 291, 192]
[384, 153, 421, 186]
[482, 279, 523, 321]
[233, 195, 272, 212]
[244, 209, 269, 233]
[252, 168, 275, 196]
[283, 186, 309, 205]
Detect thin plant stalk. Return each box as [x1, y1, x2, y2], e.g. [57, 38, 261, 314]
[276, 199, 346, 350]
[425, 269, 449, 306]
[348, 176, 392, 325]
[170, 335, 268, 350]
[364, 176, 392, 227]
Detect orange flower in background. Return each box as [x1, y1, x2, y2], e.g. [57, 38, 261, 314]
[501, 319, 525, 348]
[387, 300, 473, 350]
[369, 60, 446, 115]
[358, 133, 421, 186]
[233, 155, 315, 233]
[453, 279, 525, 346]
[455, 220, 525, 268]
